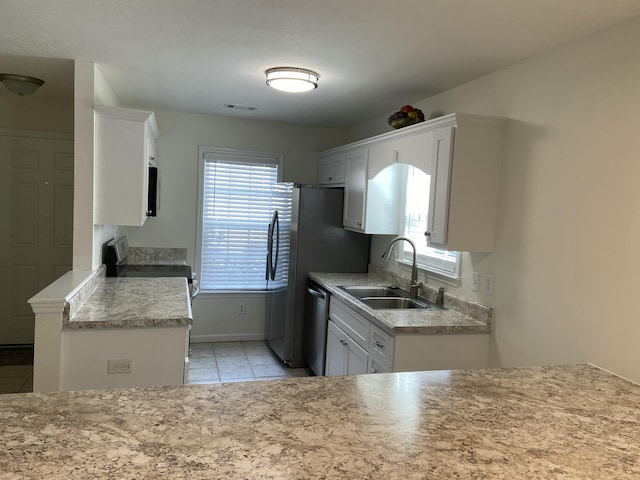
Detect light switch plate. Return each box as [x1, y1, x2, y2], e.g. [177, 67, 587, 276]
[471, 272, 479, 292]
[485, 275, 494, 295]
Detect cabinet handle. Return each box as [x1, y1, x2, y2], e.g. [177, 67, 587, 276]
[424, 231, 431, 237]
[339, 339, 348, 347]
[371, 367, 379, 374]
[357, 221, 362, 227]
[374, 341, 384, 349]
[326, 176, 332, 181]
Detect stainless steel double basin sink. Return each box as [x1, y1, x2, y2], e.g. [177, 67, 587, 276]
[338, 285, 446, 311]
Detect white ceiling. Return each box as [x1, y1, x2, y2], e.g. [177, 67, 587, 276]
[2, 0, 640, 127]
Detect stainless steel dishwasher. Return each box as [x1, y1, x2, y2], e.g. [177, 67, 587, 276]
[304, 280, 330, 376]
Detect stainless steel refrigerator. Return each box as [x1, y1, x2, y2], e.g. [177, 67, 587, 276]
[265, 185, 370, 368]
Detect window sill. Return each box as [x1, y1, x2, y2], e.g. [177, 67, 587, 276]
[196, 290, 270, 298]
[396, 258, 460, 287]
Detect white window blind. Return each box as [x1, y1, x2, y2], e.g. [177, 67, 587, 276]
[199, 151, 291, 291]
[401, 165, 460, 278]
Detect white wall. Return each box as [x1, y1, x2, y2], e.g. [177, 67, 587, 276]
[0, 94, 73, 133]
[73, 61, 121, 271]
[118, 109, 349, 341]
[0, 70, 74, 282]
[351, 15, 640, 382]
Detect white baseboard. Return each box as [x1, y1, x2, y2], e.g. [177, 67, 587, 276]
[190, 333, 266, 343]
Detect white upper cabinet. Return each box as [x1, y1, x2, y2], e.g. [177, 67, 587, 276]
[319, 113, 505, 251]
[342, 148, 402, 234]
[367, 127, 432, 178]
[318, 151, 346, 186]
[342, 148, 368, 231]
[426, 116, 505, 252]
[94, 106, 160, 226]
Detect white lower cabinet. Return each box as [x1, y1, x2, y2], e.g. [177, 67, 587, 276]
[325, 320, 369, 376]
[325, 297, 489, 376]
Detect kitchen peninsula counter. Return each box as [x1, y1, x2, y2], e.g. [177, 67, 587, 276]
[65, 277, 192, 329]
[28, 271, 192, 392]
[1, 364, 639, 479]
[310, 272, 491, 335]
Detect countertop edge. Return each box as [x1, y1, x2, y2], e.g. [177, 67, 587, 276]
[65, 277, 193, 330]
[63, 317, 193, 330]
[309, 272, 491, 335]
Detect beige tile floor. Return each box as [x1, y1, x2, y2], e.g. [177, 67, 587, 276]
[187, 341, 313, 384]
[0, 341, 311, 394]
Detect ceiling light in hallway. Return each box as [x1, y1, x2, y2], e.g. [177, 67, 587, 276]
[0, 74, 45, 95]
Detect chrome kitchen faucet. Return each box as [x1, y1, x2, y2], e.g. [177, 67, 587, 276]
[381, 236, 423, 298]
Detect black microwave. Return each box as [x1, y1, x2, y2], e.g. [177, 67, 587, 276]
[148, 166, 158, 217]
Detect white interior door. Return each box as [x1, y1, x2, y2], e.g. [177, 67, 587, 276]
[0, 134, 73, 345]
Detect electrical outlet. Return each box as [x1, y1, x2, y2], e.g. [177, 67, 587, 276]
[485, 275, 494, 296]
[108, 359, 132, 374]
[239, 303, 246, 315]
[471, 272, 480, 292]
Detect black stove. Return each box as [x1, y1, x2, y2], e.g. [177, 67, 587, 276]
[115, 263, 192, 279]
[104, 236, 197, 298]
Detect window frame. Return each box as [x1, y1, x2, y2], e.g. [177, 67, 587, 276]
[397, 164, 461, 281]
[195, 146, 285, 295]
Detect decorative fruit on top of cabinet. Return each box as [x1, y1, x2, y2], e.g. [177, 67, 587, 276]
[388, 105, 425, 129]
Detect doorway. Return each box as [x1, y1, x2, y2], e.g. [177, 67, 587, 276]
[0, 131, 73, 345]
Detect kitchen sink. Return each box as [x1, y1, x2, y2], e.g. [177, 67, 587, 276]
[338, 286, 403, 298]
[361, 297, 446, 310]
[360, 297, 426, 309]
[338, 285, 446, 310]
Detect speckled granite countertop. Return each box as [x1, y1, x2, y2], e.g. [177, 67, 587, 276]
[65, 277, 192, 329]
[309, 272, 491, 335]
[1, 365, 638, 479]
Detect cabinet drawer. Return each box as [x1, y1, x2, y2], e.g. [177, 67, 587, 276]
[368, 356, 392, 374]
[369, 324, 394, 368]
[329, 298, 370, 350]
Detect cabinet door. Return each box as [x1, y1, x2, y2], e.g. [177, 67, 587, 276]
[369, 324, 394, 367]
[325, 321, 348, 376]
[345, 338, 368, 375]
[343, 148, 368, 231]
[368, 131, 432, 179]
[427, 127, 454, 246]
[325, 320, 369, 376]
[318, 153, 345, 186]
[94, 106, 159, 226]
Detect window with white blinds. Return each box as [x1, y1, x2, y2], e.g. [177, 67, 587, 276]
[401, 165, 460, 278]
[196, 148, 290, 291]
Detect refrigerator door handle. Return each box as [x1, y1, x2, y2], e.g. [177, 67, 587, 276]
[266, 220, 274, 281]
[271, 211, 279, 281]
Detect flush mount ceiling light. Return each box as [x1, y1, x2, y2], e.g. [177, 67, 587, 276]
[0, 74, 45, 96]
[265, 67, 319, 93]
